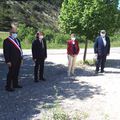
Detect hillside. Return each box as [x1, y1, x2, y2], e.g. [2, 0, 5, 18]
[0, 0, 63, 31]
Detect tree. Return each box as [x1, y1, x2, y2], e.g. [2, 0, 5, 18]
[58, 0, 83, 34]
[81, 0, 119, 61]
[59, 0, 119, 62]
[0, 0, 62, 31]
[0, 1, 12, 31]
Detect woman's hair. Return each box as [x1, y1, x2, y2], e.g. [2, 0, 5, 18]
[35, 31, 44, 38]
[70, 33, 75, 37]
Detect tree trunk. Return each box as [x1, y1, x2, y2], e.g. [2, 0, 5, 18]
[83, 38, 88, 62]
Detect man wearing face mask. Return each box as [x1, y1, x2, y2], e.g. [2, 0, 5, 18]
[32, 31, 47, 82]
[94, 30, 110, 74]
[67, 33, 80, 76]
[3, 25, 23, 92]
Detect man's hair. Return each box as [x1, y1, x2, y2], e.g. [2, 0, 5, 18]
[100, 30, 106, 33]
[10, 24, 17, 32]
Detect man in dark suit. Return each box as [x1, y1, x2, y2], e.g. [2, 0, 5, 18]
[94, 30, 110, 74]
[3, 25, 23, 92]
[32, 32, 47, 82]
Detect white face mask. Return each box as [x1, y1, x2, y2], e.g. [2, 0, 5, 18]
[71, 37, 76, 41]
[100, 33, 105, 38]
[12, 33, 17, 39]
[39, 36, 44, 39]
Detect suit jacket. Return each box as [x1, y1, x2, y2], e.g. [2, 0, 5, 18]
[67, 39, 79, 55]
[32, 38, 47, 60]
[94, 36, 110, 56]
[3, 37, 22, 64]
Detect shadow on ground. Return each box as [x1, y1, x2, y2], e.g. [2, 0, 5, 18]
[106, 59, 120, 69]
[105, 59, 120, 74]
[0, 54, 102, 120]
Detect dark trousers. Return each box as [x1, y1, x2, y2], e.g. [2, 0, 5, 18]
[96, 55, 106, 72]
[6, 61, 21, 88]
[34, 59, 45, 80]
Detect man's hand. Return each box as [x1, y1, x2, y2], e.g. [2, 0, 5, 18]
[7, 62, 12, 67]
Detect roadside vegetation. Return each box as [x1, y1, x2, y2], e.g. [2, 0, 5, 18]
[0, 29, 120, 49]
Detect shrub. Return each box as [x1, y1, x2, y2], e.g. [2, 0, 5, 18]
[18, 24, 36, 43]
[43, 28, 70, 44]
[53, 108, 68, 120]
[44, 29, 54, 42]
[53, 33, 69, 44]
[111, 32, 120, 42]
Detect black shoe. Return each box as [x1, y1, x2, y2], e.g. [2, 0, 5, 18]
[13, 85, 22, 88]
[5, 87, 15, 92]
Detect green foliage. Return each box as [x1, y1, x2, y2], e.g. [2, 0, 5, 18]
[0, 32, 9, 39]
[59, 0, 120, 40]
[0, 38, 3, 48]
[0, 1, 12, 31]
[53, 108, 68, 120]
[17, 24, 70, 48]
[43, 0, 64, 6]
[53, 33, 69, 44]
[0, 29, 120, 49]
[0, 0, 61, 31]
[18, 24, 36, 43]
[59, 0, 82, 34]
[43, 28, 70, 44]
[0, 31, 9, 48]
[110, 30, 120, 41]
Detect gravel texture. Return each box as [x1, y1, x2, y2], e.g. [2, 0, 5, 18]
[0, 49, 120, 120]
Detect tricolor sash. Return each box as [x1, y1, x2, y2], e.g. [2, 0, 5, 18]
[8, 36, 23, 57]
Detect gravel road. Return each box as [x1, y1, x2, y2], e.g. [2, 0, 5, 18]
[0, 48, 120, 120]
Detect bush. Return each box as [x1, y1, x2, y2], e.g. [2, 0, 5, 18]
[44, 29, 54, 42]
[110, 31, 120, 42]
[17, 24, 71, 48]
[18, 24, 36, 43]
[54, 33, 69, 44]
[17, 24, 87, 48]
[8, 23, 120, 49]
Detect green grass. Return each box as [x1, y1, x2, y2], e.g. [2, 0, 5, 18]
[0, 31, 9, 48]
[0, 31, 9, 39]
[110, 40, 120, 47]
[1, 39, 120, 49]
[0, 31, 120, 49]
